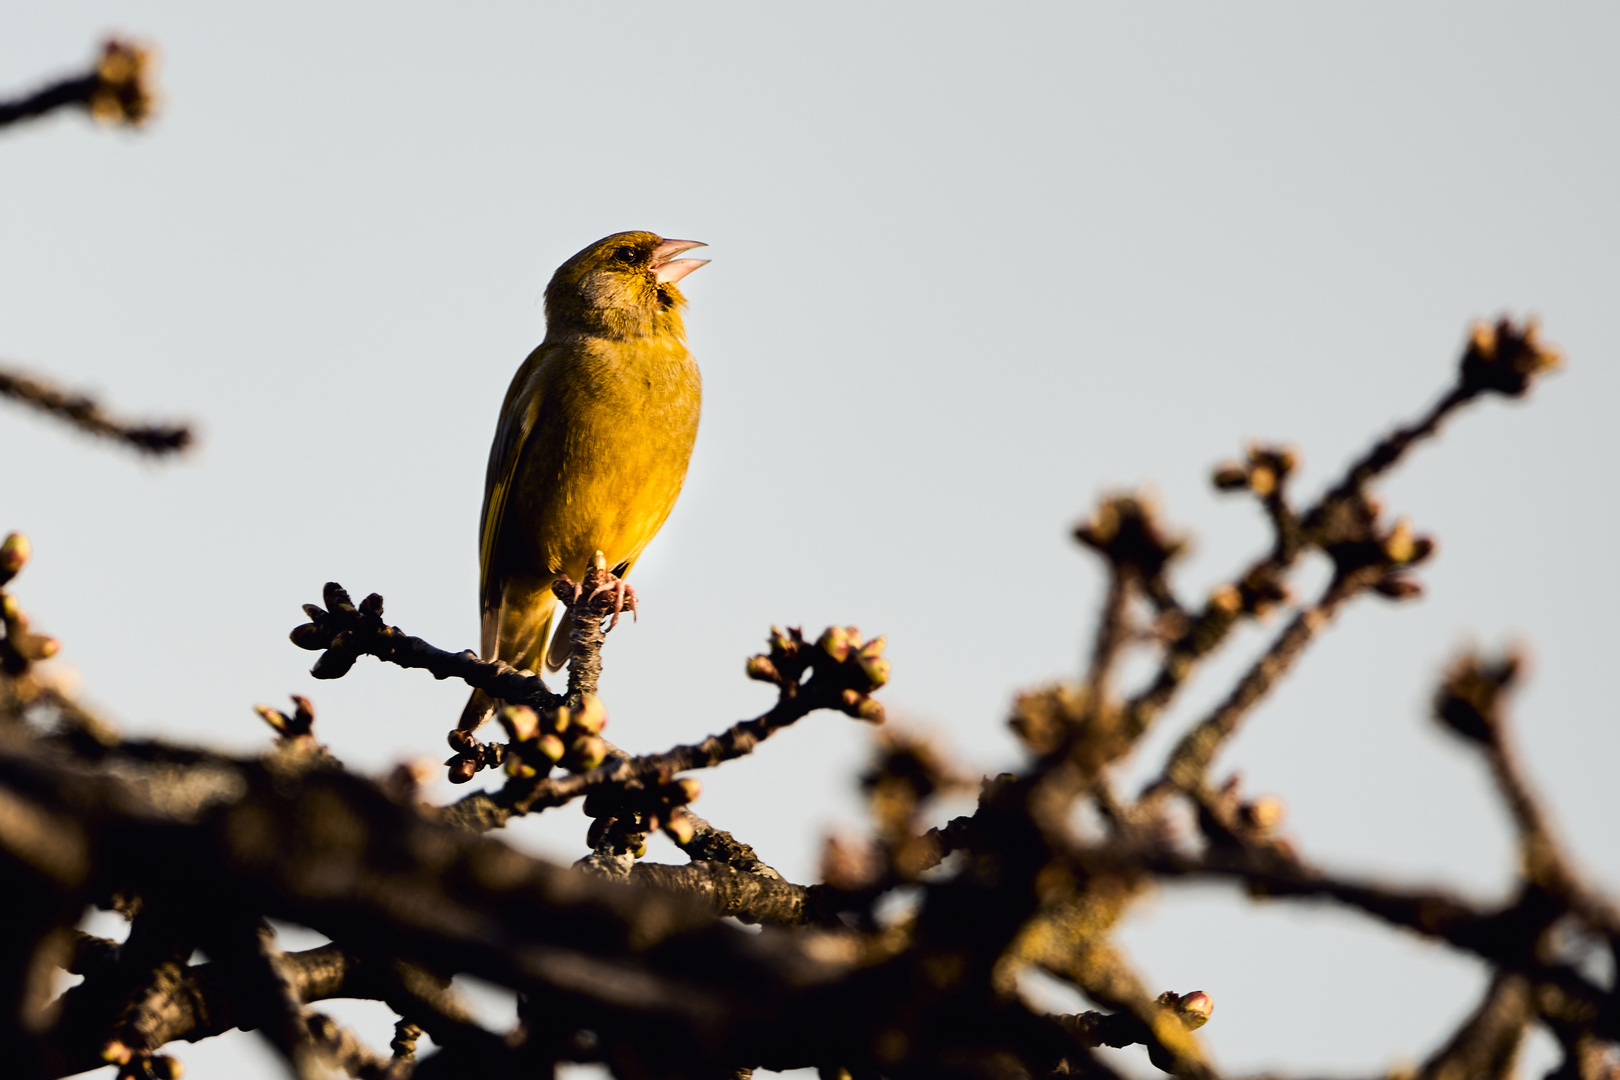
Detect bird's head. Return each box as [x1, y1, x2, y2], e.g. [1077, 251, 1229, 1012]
[544, 231, 708, 341]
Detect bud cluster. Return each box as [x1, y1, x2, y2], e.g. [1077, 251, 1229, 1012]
[1311, 492, 1437, 598]
[1073, 494, 1187, 580]
[252, 694, 316, 743]
[583, 773, 702, 854]
[1212, 443, 1298, 500]
[89, 39, 158, 127]
[444, 727, 508, 784]
[1433, 648, 1522, 745]
[1460, 316, 1563, 398]
[745, 624, 889, 723]
[493, 696, 610, 780]
[0, 532, 61, 676]
[289, 582, 394, 680]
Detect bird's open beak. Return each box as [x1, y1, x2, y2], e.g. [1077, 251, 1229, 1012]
[651, 239, 709, 284]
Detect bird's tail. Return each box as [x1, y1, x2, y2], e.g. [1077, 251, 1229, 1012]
[457, 687, 494, 732]
[544, 609, 574, 673]
[458, 600, 556, 733]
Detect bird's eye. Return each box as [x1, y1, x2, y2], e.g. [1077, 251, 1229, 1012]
[613, 246, 639, 265]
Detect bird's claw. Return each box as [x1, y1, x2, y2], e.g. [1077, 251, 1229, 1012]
[589, 579, 638, 632]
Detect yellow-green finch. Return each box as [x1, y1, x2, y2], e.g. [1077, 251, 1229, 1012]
[458, 231, 707, 731]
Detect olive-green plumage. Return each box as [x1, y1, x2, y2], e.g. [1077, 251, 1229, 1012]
[459, 231, 706, 730]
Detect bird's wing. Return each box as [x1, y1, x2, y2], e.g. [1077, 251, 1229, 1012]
[477, 356, 545, 613]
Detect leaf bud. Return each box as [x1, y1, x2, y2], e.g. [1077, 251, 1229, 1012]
[1, 595, 20, 622]
[447, 728, 476, 752]
[102, 1041, 133, 1064]
[359, 592, 385, 617]
[504, 757, 538, 779]
[447, 757, 478, 784]
[150, 1055, 185, 1080]
[549, 705, 571, 733]
[26, 635, 60, 661]
[769, 626, 797, 655]
[858, 635, 887, 659]
[745, 654, 781, 683]
[856, 697, 886, 724]
[669, 777, 702, 805]
[1247, 463, 1277, 497]
[818, 626, 853, 663]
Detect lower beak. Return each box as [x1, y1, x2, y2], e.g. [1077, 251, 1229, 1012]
[651, 239, 710, 284]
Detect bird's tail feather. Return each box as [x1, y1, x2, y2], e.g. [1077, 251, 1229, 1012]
[459, 602, 556, 731]
[544, 609, 574, 673]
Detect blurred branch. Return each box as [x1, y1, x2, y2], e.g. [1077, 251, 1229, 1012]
[0, 40, 156, 131]
[0, 364, 191, 456]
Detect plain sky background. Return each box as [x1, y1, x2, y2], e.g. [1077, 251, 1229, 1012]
[3, 4, 1617, 1077]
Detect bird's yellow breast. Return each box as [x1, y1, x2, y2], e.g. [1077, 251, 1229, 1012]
[507, 333, 702, 583]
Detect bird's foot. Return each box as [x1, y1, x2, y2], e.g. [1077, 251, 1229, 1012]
[554, 573, 584, 605]
[588, 577, 638, 632]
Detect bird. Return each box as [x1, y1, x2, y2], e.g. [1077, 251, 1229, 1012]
[458, 231, 708, 732]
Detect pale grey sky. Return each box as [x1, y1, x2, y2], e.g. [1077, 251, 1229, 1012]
[4, 4, 1617, 1077]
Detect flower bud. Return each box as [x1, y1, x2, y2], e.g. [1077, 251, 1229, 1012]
[818, 626, 853, 663]
[0, 532, 29, 580]
[549, 705, 571, 733]
[1176, 991, 1213, 1029]
[670, 777, 702, 805]
[664, 809, 696, 845]
[570, 736, 607, 770]
[288, 623, 329, 650]
[537, 733, 566, 762]
[858, 655, 891, 689]
[1383, 518, 1416, 564]
[150, 1055, 185, 1080]
[856, 697, 886, 724]
[27, 635, 60, 660]
[359, 592, 385, 617]
[310, 648, 356, 680]
[858, 635, 887, 659]
[1209, 584, 1242, 615]
[769, 626, 797, 655]
[322, 582, 356, 613]
[1240, 795, 1286, 832]
[500, 705, 539, 742]
[746, 654, 781, 683]
[1211, 464, 1248, 491]
[573, 695, 607, 734]
[1373, 575, 1423, 601]
[254, 704, 288, 734]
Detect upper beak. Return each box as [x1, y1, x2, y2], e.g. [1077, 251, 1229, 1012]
[650, 238, 709, 284]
